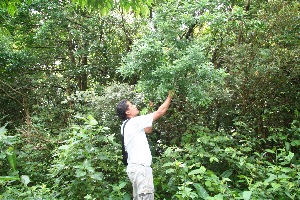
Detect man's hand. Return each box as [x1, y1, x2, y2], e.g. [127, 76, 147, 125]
[168, 90, 175, 97]
[144, 127, 153, 134]
[149, 101, 154, 107]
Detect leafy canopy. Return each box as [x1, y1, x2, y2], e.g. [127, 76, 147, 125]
[1, 0, 153, 16]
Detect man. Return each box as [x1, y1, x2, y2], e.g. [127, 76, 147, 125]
[116, 91, 173, 200]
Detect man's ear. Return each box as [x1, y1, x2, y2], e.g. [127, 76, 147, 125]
[125, 110, 130, 115]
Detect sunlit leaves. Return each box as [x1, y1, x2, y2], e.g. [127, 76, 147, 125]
[68, 0, 152, 15]
[6, 147, 17, 172]
[120, 33, 227, 106]
[188, 166, 206, 176]
[0, 0, 21, 16]
[1, 0, 152, 16]
[50, 115, 123, 199]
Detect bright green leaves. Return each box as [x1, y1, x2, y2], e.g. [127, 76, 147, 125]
[74, 160, 103, 181]
[0, 176, 20, 181]
[75, 114, 99, 126]
[49, 115, 126, 199]
[154, 128, 300, 199]
[0, 125, 19, 147]
[71, 0, 113, 15]
[0, 0, 21, 16]
[0, 125, 30, 186]
[120, 36, 226, 105]
[119, 0, 228, 105]
[0, 125, 18, 173]
[193, 183, 209, 199]
[1, 0, 152, 16]
[70, 0, 152, 15]
[157, 136, 233, 199]
[188, 166, 206, 176]
[6, 147, 17, 172]
[242, 191, 252, 200]
[119, 0, 152, 16]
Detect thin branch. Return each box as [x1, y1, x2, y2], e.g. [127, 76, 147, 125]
[0, 86, 23, 106]
[0, 79, 25, 97]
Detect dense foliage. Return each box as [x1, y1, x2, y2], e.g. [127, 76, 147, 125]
[1, 0, 299, 199]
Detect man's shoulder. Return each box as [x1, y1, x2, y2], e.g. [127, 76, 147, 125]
[131, 113, 153, 121]
[137, 113, 153, 119]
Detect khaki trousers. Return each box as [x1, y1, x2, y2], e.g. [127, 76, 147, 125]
[127, 164, 154, 200]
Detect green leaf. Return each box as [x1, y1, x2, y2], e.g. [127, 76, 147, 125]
[58, 145, 70, 150]
[264, 174, 276, 183]
[0, 176, 20, 181]
[119, 181, 127, 189]
[222, 178, 231, 183]
[166, 168, 175, 174]
[221, 169, 233, 178]
[0, 125, 7, 134]
[140, 107, 148, 115]
[271, 182, 281, 189]
[188, 166, 206, 175]
[21, 175, 30, 186]
[83, 160, 92, 168]
[193, 183, 209, 199]
[284, 151, 294, 162]
[87, 115, 98, 125]
[90, 172, 103, 181]
[285, 191, 294, 199]
[6, 147, 17, 171]
[209, 156, 219, 163]
[209, 194, 223, 200]
[0, 152, 6, 159]
[123, 193, 131, 200]
[7, 2, 17, 16]
[205, 180, 211, 187]
[291, 140, 300, 146]
[145, 0, 153, 6]
[265, 149, 275, 153]
[242, 191, 252, 200]
[75, 169, 87, 177]
[280, 167, 292, 173]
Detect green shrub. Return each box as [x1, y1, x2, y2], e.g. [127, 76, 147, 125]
[1, 184, 55, 200]
[153, 125, 300, 199]
[49, 114, 130, 199]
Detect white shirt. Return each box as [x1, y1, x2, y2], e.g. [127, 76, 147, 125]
[121, 113, 153, 166]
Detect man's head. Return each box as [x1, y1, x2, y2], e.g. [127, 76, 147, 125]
[116, 99, 139, 121]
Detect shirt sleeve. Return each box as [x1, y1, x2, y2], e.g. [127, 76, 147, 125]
[132, 113, 154, 131]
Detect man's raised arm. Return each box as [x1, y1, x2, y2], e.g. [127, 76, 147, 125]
[153, 91, 173, 121]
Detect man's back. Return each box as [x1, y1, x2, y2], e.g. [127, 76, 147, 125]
[123, 113, 154, 166]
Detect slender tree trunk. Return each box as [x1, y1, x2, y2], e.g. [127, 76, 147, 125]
[77, 42, 88, 91]
[245, 0, 251, 11]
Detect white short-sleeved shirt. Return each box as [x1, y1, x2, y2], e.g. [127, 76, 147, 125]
[121, 113, 154, 166]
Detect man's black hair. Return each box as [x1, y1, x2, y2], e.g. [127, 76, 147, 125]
[116, 99, 128, 121]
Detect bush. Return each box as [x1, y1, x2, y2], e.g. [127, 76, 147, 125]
[153, 125, 300, 199]
[49, 114, 130, 199]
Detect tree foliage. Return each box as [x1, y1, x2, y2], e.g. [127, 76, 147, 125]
[0, 0, 153, 16]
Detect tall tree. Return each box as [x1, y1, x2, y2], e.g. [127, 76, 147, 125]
[0, 0, 145, 128]
[118, 0, 300, 144]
